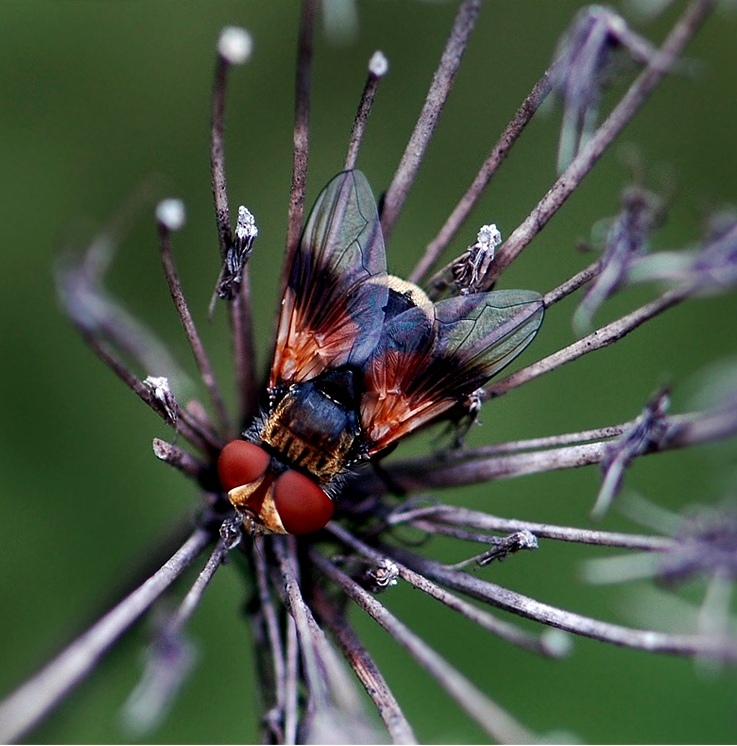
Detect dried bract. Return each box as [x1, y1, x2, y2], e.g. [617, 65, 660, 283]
[574, 184, 665, 333]
[594, 388, 671, 518]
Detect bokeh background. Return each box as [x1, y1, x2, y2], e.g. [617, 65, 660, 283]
[1, 1, 736, 743]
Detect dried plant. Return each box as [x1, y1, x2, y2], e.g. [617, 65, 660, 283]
[1, 1, 737, 743]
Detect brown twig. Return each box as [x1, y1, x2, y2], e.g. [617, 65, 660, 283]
[479, 0, 717, 289]
[310, 549, 539, 744]
[208, 30, 259, 428]
[344, 51, 389, 172]
[151, 438, 206, 480]
[250, 539, 288, 742]
[232, 274, 259, 426]
[380, 0, 481, 241]
[380, 407, 737, 493]
[157, 215, 232, 436]
[391, 546, 737, 660]
[311, 586, 418, 745]
[281, 0, 317, 292]
[273, 537, 381, 743]
[485, 284, 691, 399]
[210, 50, 234, 262]
[416, 63, 558, 288]
[395, 505, 674, 552]
[74, 326, 218, 454]
[0, 529, 211, 744]
[327, 523, 566, 658]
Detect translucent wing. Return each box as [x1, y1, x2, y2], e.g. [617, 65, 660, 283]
[432, 289, 544, 387]
[361, 289, 544, 455]
[270, 170, 388, 387]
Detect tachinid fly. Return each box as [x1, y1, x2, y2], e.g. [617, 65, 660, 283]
[217, 170, 544, 535]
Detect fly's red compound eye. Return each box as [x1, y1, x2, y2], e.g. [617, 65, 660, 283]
[273, 470, 334, 535]
[217, 440, 270, 491]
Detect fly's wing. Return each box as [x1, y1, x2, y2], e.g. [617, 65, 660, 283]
[270, 170, 388, 388]
[361, 289, 544, 455]
[432, 289, 544, 390]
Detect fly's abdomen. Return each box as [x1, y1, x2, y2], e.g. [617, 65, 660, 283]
[261, 369, 363, 482]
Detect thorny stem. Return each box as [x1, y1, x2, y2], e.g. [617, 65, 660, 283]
[480, 0, 717, 289]
[158, 221, 233, 437]
[0, 529, 211, 745]
[310, 550, 539, 744]
[391, 546, 737, 660]
[415, 63, 558, 288]
[380, 0, 481, 241]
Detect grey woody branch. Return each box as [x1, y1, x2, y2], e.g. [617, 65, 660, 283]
[158, 213, 233, 437]
[311, 585, 418, 745]
[344, 51, 389, 172]
[418, 63, 558, 290]
[390, 545, 737, 660]
[484, 0, 716, 289]
[380, 0, 482, 242]
[310, 549, 540, 744]
[328, 523, 566, 658]
[0, 529, 211, 745]
[381, 407, 737, 493]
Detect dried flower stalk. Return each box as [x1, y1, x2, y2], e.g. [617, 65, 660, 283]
[2, 2, 736, 744]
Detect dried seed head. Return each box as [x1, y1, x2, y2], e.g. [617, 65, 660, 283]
[143, 376, 179, 424]
[594, 388, 671, 518]
[453, 224, 501, 294]
[215, 205, 258, 301]
[368, 50, 389, 78]
[658, 506, 737, 585]
[217, 26, 253, 66]
[41, 4, 737, 745]
[364, 558, 399, 593]
[574, 184, 664, 334]
[155, 199, 186, 232]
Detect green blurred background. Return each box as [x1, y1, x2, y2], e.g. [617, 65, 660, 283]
[1, 1, 736, 743]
